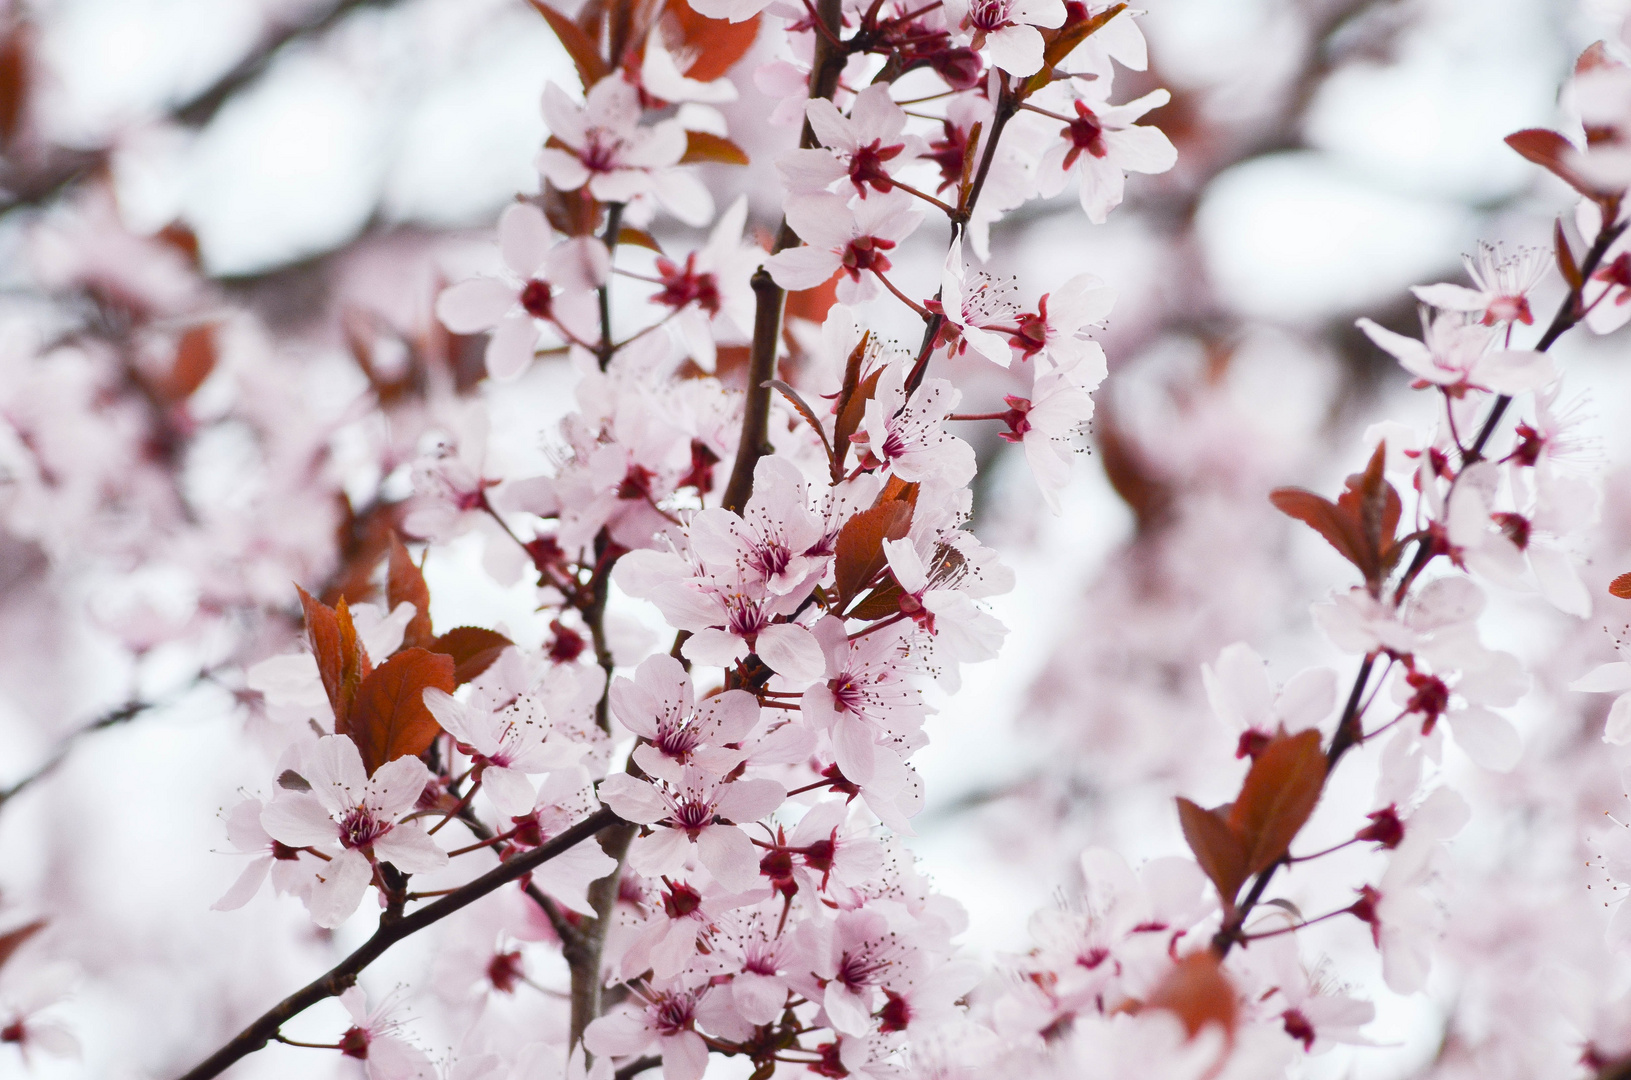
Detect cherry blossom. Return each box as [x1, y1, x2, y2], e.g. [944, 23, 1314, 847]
[1411, 242, 1549, 326]
[422, 688, 589, 817]
[765, 191, 926, 305]
[599, 766, 785, 891]
[610, 653, 761, 781]
[1355, 310, 1556, 395]
[780, 85, 924, 199]
[1034, 89, 1177, 223]
[583, 988, 711, 1080]
[260, 736, 447, 927]
[852, 365, 977, 488]
[943, 0, 1067, 76]
[335, 988, 435, 1080]
[537, 79, 712, 226]
[1201, 643, 1337, 759]
[211, 795, 321, 911]
[435, 203, 607, 379]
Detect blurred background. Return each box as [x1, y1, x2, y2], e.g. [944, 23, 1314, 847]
[3, 0, 1631, 1077]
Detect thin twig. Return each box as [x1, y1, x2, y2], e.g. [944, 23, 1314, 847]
[718, 0, 846, 515]
[174, 806, 621, 1080]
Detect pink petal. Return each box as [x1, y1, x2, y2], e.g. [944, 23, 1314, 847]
[436, 277, 516, 334]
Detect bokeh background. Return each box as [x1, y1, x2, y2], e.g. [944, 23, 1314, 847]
[4, 0, 1631, 1077]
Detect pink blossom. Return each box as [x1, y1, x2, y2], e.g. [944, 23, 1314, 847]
[1356, 310, 1556, 395]
[779, 85, 924, 199]
[335, 988, 435, 1080]
[764, 191, 926, 305]
[537, 79, 712, 226]
[943, 0, 1067, 75]
[1034, 89, 1176, 223]
[610, 653, 761, 782]
[435, 203, 607, 380]
[1410, 242, 1549, 326]
[599, 766, 785, 891]
[422, 688, 589, 817]
[211, 795, 322, 911]
[853, 364, 977, 488]
[260, 736, 447, 927]
[583, 988, 711, 1080]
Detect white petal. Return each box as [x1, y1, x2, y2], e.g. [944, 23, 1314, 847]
[213, 856, 273, 911]
[500, 203, 553, 278]
[1448, 706, 1522, 771]
[485, 313, 541, 381]
[308, 850, 373, 928]
[755, 623, 825, 686]
[1571, 663, 1631, 693]
[697, 824, 761, 891]
[436, 277, 516, 334]
[599, 774, 670, 823]
[261, 793, 339, 848]
[987, 24, 1045, 77]
[374, 825, 449, 874]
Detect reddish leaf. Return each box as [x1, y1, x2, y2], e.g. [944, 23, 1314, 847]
[345, 648, 456, 775]
[526, 0, 609, 91]
[1022, 2, 1126, 96]
[165, 323, 217, 402]
[1506, 128, 1606, 199]
[155, 221, 201, 266]
[0, 23, 30, 148]
[0, 919, 45, 973]
[298, 586, 344, 716]
[834, 500, 914, 609]
[1271, 442, 1401, 593]
[542, 182, 599, 238]
[618, 226, 664, 253]
[1556, 217, 1584, 291]
[680, 130, 750, 166]
[1145, 951, 1238, 1040]
[297, 587, 371, 728]
[387, 534, 434, 650]
[832, 344, 881, 477]
[846, 579, 905, 621]
[430, 626, 514, 686]
[1227, 730, 1327, 876]
[661, 0, 759, 82]
[1610, 572, 1631, 600]
[770, 379, 834, 466]
[1176, 796, 1248, 908]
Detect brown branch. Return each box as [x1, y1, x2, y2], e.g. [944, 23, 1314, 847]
[1214, 217, 1620, 955]
[1464, 214, 1628, 461]
[718, 0, 846, 515]
[0, 697, 147, 808]
[174, 805, 622, 1080]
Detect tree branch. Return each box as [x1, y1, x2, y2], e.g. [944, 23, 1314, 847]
[174, 805, 622, 1080]
[718, 0, 846, 515]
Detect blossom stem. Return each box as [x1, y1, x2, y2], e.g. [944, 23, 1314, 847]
[1237, 905, 1352, 940]
[873, 270, 930, 317]
[1465, 216, 1628, 462]
[720, 0, 846, 515]
[883, 177, 958, 217]
[1285, 837, 1359, 863]
[948, 411, 1012, 421]
[271, 1035, 344, 1050]
[174, 806, 622, 1080]
[1018, 102, 1074, 124]
[596, 202, 625, 371]
[427, 779, 482, 836]
[904, 82, 1020, 397]
[446, 828, 517, 857]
